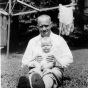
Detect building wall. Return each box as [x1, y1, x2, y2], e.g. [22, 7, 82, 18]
[0, 14, 8, 47]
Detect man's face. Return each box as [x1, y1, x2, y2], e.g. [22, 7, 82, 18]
[37, 15, 52, 37]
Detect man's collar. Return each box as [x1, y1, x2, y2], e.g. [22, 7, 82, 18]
[39, 31, 53, 38]
[39, 31, 54, 42]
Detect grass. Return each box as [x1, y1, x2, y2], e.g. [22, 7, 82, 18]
[1, 48, 88, 88]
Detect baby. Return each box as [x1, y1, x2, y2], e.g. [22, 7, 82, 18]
[29, 37, 56, 71]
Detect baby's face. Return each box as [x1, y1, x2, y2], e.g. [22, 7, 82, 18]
[41, 38, 52, 53]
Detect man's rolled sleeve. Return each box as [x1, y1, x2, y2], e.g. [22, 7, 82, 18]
[60, 37, 73, 68]
[22, 41, 34, 66]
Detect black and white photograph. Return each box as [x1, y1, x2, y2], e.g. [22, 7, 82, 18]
[0, 0, 88, 88]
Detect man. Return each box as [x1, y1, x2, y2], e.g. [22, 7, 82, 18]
[18, 14, 73, 88]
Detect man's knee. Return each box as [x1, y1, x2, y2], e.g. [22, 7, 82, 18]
[43, 75, 53, 88]
[52, 67, 62, 79]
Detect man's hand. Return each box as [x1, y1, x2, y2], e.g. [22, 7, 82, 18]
[21, 65, 29, 74]
[46, 55, 62, 68]
[36, 55, 43, 63]
[46, 55, 55, 63]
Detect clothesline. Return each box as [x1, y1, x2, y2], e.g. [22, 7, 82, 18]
[0, 9, 8, 15]
[12, 3, 76, 16]
[39, 3, 76, 12]
[0, 0, 76, 16]
[17, 0, 76, 12]
[17, 0, 40, 11]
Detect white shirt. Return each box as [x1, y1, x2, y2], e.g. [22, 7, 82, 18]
[22, 32, 73, 68]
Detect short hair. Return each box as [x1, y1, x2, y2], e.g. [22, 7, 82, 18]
[37, 14, 51, 24]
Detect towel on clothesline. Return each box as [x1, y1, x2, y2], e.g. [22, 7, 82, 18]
[58, 4, 74, 35]
[58, 4, 74, 25]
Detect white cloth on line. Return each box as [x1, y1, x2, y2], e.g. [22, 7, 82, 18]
[58, 4, 74, 25]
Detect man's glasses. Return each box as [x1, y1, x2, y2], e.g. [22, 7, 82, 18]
[38, 25, 50, 28]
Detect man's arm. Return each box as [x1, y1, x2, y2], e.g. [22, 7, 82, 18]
[59, 37, 73, 68]
[22, 40, 34, 67]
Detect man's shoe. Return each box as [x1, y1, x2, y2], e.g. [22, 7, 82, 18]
[30, 72, 45, 88]
[17, 76, 31, 88]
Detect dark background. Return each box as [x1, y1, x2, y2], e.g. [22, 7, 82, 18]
[1, 0, 88, 53]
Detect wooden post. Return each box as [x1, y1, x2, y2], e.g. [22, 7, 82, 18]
[7, 0, 11, 59]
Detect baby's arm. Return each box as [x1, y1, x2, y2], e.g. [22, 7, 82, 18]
[42, 62, 55, 69]
[28, 60, 41, 69]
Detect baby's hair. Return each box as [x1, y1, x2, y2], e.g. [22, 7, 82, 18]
[41, 37, 52, 46]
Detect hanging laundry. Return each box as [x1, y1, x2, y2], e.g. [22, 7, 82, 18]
[58, 4, 74, 35]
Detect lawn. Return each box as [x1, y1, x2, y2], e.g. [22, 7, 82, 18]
[1, 48, 88, 88]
